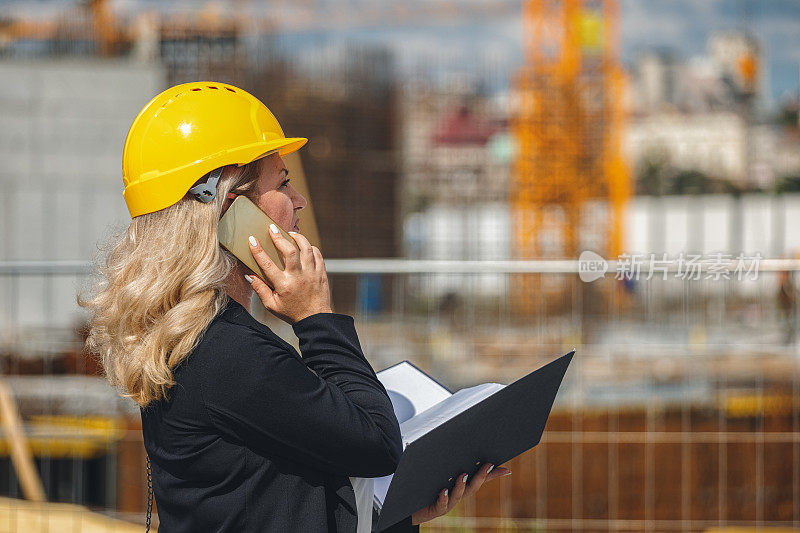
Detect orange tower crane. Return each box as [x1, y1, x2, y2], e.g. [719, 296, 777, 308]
[510, 0, 629, 313]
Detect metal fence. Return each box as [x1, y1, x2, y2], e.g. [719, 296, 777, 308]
[0, 259, 797, 531]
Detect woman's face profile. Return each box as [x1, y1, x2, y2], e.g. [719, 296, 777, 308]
[223, 153, 307, 232]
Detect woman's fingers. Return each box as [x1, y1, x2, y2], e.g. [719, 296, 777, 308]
[463, 463, 496, 497]
[267, 223, 301, 272]
[485, 465, 512, 482]
[434, 487, 449, 515]
[449, 471, 469, 508]
[412, 487, 449, 526]
[247, 235, 281, 285]
[245, 273, 277, 310]
[461, 463, 511, 498]
[311, 246, 326, 274]
[288, 231, 315, 270]
[411, 464, 513, 526]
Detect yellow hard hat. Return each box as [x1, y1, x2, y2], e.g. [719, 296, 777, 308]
[122, 81, 307, 218]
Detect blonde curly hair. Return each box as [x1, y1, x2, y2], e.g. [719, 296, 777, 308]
[78, 159, 263, 407]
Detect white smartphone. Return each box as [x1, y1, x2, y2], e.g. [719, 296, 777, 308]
[218, 195, 300, 280]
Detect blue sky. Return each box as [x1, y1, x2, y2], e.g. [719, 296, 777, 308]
[619, 0, 800, 106]
[260, 0, 800, 107]
[2, 0, 799, 107]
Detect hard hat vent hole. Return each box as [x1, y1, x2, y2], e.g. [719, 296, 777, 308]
[207, 86, 218, 89]
[190, 88, 202, 92]
[225, 88, 236, 92]
[163, 93, 185, 107]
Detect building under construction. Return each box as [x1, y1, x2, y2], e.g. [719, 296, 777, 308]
[510, 0, 630, 315]
[0, 0, 798, 532]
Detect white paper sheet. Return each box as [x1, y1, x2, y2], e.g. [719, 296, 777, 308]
[376, 361, 452, 423]
[374, 362, 452, 508]
[372, 362, 505, 509]
[397, 382, 505, 446]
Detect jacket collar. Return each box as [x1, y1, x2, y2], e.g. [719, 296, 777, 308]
[219, 296, 252, 326]
[218, 297, 281, 336]
[219, 296, 279, 332]
[217, 296, 300, 356]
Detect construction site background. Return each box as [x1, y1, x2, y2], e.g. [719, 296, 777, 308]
[0, 0, 799, 531]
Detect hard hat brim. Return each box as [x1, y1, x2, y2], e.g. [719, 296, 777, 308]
[274, 137, 308, 158]
[124, 136, 308, 218]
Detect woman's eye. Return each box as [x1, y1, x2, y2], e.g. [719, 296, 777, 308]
[279, 179, 290, 189]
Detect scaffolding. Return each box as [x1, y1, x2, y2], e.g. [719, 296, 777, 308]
[511, 0, 630, 313]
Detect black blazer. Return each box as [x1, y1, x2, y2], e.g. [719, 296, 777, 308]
[141, 296, 419, 532]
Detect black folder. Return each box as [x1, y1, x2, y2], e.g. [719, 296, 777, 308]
[372, 350, 574, 531]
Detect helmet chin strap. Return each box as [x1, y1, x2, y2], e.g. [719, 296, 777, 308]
[189, 167, 224, 203]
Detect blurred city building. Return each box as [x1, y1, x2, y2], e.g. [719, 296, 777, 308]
[0, 60, 164, 328]
[627, 31, 800, 191]
[402, 89, 509, 207]
[0, 0, 798, 531]
[252, 45, 401, 315]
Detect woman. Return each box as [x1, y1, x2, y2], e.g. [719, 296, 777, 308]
[79, 82, 509, 532]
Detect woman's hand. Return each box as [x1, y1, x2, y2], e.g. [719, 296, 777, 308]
[411, 463, 512, 525]
[245, 226, 332, 324]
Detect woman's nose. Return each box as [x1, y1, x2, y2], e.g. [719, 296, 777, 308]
[293, 188, 307, 210]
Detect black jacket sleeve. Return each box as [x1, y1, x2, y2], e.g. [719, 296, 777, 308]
[198, 312, 403, 478]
